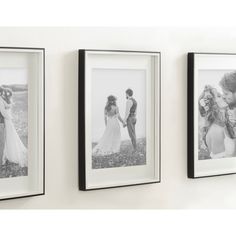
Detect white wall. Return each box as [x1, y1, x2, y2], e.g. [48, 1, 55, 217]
[1, 27, 236, 208]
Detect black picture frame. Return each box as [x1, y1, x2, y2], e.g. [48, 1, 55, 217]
[79, 49, 161, 190]
[0, 47, 45, 201]
[188, 52, 236, 178]
[187, 52, 195, 178]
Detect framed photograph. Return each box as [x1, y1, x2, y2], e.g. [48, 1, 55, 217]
[79, 49, 161, 190]
[0, 47, 45, 200]
[188, 52, 236, 178]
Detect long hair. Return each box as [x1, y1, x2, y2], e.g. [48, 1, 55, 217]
[199, 85, 226, 146]
[105, 95, 117, 112]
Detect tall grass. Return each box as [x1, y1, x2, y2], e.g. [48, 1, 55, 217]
[92, 138, 146, 169]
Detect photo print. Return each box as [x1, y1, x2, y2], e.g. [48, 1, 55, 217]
[91, 69, 146, 169]
[198, 70, 236, 161]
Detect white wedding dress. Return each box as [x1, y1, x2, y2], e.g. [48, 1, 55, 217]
[92, 108, 121, 156]
[0, 97, 27, 167]
[210, 134, 236, 159]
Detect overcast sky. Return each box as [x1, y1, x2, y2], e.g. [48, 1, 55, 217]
[91, 68, 146, 142]
[0, 68, 28, 85]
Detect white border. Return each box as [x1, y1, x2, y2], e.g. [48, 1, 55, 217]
[194, 53, 236, 177]
[0, 48, 44, 200]
[84, 50, 160, 189]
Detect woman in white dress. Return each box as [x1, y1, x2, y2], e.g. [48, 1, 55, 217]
[0, 87, 27, 167]
[199, 85, 235, 159]
[92, 95, 125, 156]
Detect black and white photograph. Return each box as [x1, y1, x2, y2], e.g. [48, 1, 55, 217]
[198, 70, 236, 160]
[79, 50, 161, 190]
[91, 69, 146, 169]
[188, 53, 236, 178]
[0, 68, 28, 178]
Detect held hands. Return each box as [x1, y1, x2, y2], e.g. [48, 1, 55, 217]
[123, 121, 127, 128]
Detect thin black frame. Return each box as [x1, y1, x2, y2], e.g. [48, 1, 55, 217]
[188, 52, 236, 178]
[79, 49, 161, 190]
[0, 47, 45, 201]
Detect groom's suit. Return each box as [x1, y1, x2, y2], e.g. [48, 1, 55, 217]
[125, 97, 137, 150]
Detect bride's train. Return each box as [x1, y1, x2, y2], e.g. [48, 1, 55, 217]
[2, 118, 27, 167]
[92, 115, 121, 156]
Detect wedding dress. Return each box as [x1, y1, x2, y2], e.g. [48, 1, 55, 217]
[92, 109, 121, 156]
[0, 97, 27, 167]
[210, 133, 236, 159]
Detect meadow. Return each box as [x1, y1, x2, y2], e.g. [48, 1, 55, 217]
[92, 138, 146, 169]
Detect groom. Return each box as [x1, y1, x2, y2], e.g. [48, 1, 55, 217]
[220, 71, 236, 156]
[123, 88, 137, 151]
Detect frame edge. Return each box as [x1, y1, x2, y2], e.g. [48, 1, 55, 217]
[78, 49, 86, 190]
[187, 53, 195, 178]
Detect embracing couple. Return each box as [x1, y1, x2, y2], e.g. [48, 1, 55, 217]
[92, 88, 137, 156]
[0, 87, 27, 168]
[199, 71, 236, 159]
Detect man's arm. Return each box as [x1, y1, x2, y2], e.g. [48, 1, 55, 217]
[124, 99, 133, 123]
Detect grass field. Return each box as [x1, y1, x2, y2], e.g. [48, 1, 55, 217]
[92, 138, 146, 169]
[0, 91, 28, 178]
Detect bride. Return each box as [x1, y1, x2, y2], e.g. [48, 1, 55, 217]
[92, 95, 125, 156]
[199, 85, 235, 159]
[0, 87, 27, 167]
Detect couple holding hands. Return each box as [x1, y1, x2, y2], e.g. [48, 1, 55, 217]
[92, 88, 138, 156]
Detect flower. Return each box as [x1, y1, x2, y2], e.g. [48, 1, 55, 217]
[199, 99, 206, 107]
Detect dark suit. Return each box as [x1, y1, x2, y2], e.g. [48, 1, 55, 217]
[127, 97, 137, 150]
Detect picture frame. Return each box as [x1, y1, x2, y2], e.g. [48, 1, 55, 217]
[79, 49, 161, 190]
[0, 47, 45, 200]
[188, 52, 236, 178]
